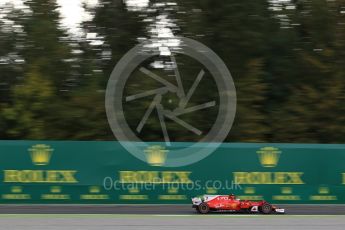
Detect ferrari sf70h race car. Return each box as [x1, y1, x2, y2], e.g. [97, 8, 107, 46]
[192, 194, 285, 214]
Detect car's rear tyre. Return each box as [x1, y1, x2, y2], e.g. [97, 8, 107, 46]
[197, 203, 210, 214]
[260, 203, 273, 214]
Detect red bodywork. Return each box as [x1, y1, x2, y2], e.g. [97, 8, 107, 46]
[205, 195, 264, 211]
[192, 194, 285, 214]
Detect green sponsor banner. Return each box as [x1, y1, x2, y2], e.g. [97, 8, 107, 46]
[0, 141, 345, 204]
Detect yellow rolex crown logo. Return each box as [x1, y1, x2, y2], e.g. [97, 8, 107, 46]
[144, 145, 168, 166]
[318, 186, 329, 194]
[89, 186, 100, 193]
[281, 187, 292, 194]
[257, 146, 281, 167]
[244, 187, 255, 194]
[29, 144, 53, 165]
[50, 186, 61, 193]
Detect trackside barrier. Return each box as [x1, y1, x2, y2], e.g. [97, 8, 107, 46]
[0, 141, 344, 204]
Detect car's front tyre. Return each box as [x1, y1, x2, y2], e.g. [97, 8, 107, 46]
[197, 203, 210, 214]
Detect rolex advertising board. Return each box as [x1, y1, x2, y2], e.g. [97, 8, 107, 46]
[0, 141, 345, 204]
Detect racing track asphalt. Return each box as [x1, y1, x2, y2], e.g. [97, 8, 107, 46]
[0, 214, 345, 230]
[0, 204, 345, 215]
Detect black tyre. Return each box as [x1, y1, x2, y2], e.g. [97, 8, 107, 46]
[197, 203, 210, 214]
[260, 203, 273, 214]
[242, 208, 251, 214]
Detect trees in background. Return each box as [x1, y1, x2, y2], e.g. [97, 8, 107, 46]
[269, 0, 345, 142]
[0, 0, 344, 143]
[1, 0, 72, 139]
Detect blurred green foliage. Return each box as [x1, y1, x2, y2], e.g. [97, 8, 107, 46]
[0, 0, 344, 143]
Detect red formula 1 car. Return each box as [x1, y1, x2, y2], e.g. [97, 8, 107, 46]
[192, 194, 285, 214]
